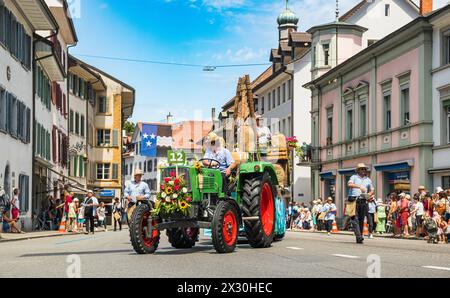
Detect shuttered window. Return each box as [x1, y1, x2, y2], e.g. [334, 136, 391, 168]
[18, 175, 29, 212]
[79, 156, 83, 177]
[75, 112, 79, 134]
[112, 129, 119, 147]
[80, 115, 85, 137]
[98, 96, 108, 113]
[0, 2, 5, 45]
[69, 110, 74, 133]
[0, 87, 5, 131]
[112, 164, 119, 180]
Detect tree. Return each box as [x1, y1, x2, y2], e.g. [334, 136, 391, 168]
[124, 121, 135, 135]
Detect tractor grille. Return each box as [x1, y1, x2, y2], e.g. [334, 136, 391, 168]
[200, 175, 215, 189]
[161, 167, 191, 191]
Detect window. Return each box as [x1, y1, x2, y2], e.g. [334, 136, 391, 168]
[282, 119, 286, 135]
[443, 176, 450, 190]
[18, 175, 29, 212]
[277, 87, 281, 106]
[97, 129, 111, 146]
[401, 87, 410, 126]
[384, 94, 392, 130]
[287, 116, 291, 136]
[112, 164, 119, 180]
[35, 66, 51, 109]
[282, 83, 286, 103]
[442, 28, 450, 66]
[97, 163, 110, 180]
[323, 43, 330, 66]
[272, 90, 275, 109]
[69, 110, 74, 133]
[98, 96, 108, 113]
[447, 106, 450, 144]
[360, 104, 367, 137]
[0, 87, 5, 131]
[80, 115, 85, 137]
[288, 80, 292, 100]
[313, 46, 317, 67]
[148, 160, 153, 172]
[75, 112, 80, 135]
[261, 97, 265, 114]
[327, 108, 333, 145]
[385, 4, 390, 16]
[268, 93, 271, 111]
[346, 107, 353, 140]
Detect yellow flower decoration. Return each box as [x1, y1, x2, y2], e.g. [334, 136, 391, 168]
[165, 186, 173, 195]
[179, 201, 189, 210]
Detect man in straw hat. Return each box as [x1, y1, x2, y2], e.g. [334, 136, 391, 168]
[347, 163, 374, 244]
[203, 132, 236, 194]
[124, 168, 151, 222]
[82, 190, 98, 235]
[255, 114, 271, 149]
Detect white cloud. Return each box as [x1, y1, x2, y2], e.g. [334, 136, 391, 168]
[212, 47, 266, 63]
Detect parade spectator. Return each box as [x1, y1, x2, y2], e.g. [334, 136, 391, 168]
[64, 192, 74, 230]
[67, 198, 79, 233]
[316, 199, 324, 231]
[398, 193, 411, 238]
[2, 208, 25, 234]
[303, 208, 313, 230]
[368, 197, 377, 239]
[83, 190, 99, 235]
[97, 202, 107, 230]
[375, 198, 387, 234]
[388, 193, 400, 236]
[322, 198, 337, 236]
[112, 197, 123, 232]
[77, 203, 85, 232]
[287, 202, 293, 230]
[10, 188, 20, 221]
[412, 195, 425, 238]
[311, 200, 320, 231]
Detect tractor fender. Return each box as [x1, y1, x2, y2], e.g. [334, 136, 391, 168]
[262, 165, 279, 192]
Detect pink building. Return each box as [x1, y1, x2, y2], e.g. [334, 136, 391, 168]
[172, 120, 213, 157]
[305, 7, 437, 218]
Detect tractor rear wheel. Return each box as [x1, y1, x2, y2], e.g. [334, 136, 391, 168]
[130, 203, 160, 254]
[242, 173, 275, 248]
[212, 201, 239, 253]
[166, 227, 199, 249]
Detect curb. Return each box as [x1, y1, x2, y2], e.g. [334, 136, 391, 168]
[289, 229, 423, 241]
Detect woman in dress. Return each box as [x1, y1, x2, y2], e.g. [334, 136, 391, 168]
[376, 198, 387, 234]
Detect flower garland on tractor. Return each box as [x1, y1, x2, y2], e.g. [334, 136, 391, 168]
[153, 171, 192, 216]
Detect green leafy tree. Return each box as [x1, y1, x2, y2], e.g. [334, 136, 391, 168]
[124, 121, 135, 135]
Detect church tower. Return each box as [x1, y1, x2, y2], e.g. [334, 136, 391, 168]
[277, 0, 299, 42]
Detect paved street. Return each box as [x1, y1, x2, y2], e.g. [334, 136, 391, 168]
[1, 231, 449, 278]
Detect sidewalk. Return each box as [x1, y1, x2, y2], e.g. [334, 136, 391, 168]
[290, 228, 424, 241]
[0, 226, 124, 243]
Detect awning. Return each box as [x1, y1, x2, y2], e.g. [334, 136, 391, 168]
[338, 168, 356, 175]
[319, 170, 336, 179]
[428, 166, 450, 174]
[35, 38, 65, 81]
[16, 0, 58, 31]
[374, 160, 414, 172]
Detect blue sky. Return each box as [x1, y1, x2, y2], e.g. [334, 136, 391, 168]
[71, 0, 449, 123]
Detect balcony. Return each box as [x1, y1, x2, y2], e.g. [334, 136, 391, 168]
[296, 145, 321, 166]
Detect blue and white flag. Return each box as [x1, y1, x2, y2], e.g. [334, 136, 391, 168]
[141, 124, 158, 157]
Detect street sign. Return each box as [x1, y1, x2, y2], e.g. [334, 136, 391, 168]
[100, 190, 115, 197]
[168, 150, 186, 165]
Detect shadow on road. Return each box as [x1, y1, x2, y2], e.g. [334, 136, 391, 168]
[20, 249, 133, 258]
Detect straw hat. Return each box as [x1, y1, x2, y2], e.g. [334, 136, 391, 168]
[207, 132, 220, 143]
[133, 169, 144, 176]
[436, 186, 444, 193]
[73, 198, 79, 202]
[356, 163, 369, 170]
[418, 185, 426, 191]
[87, 190, 94, 194]
[326, 197, 333, 202]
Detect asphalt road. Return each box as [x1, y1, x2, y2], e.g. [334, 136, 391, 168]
[1, 230, 449, 278]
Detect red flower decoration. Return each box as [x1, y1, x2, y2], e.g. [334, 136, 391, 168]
[160, 184, 165, 190]
[164, 177, 171, 183]
[186, 197, 192, 203]
[174, 179, 180, 185]
[174, 185, 180, 191]
[170, 171, 176, 177]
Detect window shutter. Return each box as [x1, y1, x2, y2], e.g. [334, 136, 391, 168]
[51, 82, 57, 105]
[0, 88, 5, 131]
[112, 164, 119, 180]
[52, 126, 57, 162]
[46, 131, 50, 160]
[105, 97, 109, 114]
[112, 129, 119, 147]
[63, 94, 67, 118]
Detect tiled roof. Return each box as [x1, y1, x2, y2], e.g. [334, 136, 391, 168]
[289, 32, 312, 45]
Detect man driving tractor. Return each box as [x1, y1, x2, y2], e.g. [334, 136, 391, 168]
[202, 132, 236, 194]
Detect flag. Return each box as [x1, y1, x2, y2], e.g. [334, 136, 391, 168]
[141, 124, 158, 157]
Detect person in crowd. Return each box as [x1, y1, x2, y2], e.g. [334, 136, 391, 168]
[445, 190, 450, 223]
[77, 202, 85, 232]
[375, 198, 387, 234]
[82, 190, 98, 235]
[412, 194, 425, 238]
[434, 211, 448, 244]
[202, 133, 236, 195]
[124, 169, 151, 222]
[303, 208, 313, 230]
[347, 163, 374, 244]
[368, 196, 377, 239]
[64, 191, 74, 230]
[316, 198, 324, 231]
[255, 114, 272, 150]
[311, 200, 320, 231]
[67, 198, 79, 233]
[436, 189, 448, 220]
[446, 218, 450, 243]
[322, 197, 337, 236]
[10, 188, 20, 221]
[388, 193, 400, 236]
[2, 208, 25, 234]
[112, 197, 123, 232]
[287, 202, 294, 230]
[398, 193, 411, 238]
[97, 202, 107, 231]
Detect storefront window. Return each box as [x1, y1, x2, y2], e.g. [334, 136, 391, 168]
[443, 176, 450, 190]
[384, 171, 411, 196]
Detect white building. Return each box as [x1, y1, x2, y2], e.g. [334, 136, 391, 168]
[429, 3, 450, 190]
[1, 0, 58, 230]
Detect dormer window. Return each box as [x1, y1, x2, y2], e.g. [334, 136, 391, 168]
[385, 4, 390, 16]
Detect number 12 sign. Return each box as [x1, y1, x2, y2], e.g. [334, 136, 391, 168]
[168, 150, 186, 165]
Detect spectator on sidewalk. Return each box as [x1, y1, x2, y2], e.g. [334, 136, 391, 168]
[83, 190, 99, 235]
[97, 202, 107, 231]
[112, 197, 123, 232]
[388, 193, 399, 236]
[375, 198, 387, 234]
[64, 192, 74, 231]
[368, 197, 377, 239]
[412, 195, 425, 238]
[10, 188, 20, 221]
[2, 208, 25, 234]
[398, 193, 411, 238]
[67, 198, 79, 233]
[322, 198, 337, 236]
[316, 199, 324, 231]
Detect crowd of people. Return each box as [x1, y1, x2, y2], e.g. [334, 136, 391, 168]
[286, 185, 450, 245]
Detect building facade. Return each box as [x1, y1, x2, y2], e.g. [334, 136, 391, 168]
[305, 4, 437, 219]
[429, 5, 450, 190]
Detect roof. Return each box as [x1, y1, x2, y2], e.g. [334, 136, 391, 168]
[339, 0, 419, 22]
[68, 54, 106, 91]
[307, 21, 368, 35]
[288, 32, 312, 46]
[279, 41, 292, 53]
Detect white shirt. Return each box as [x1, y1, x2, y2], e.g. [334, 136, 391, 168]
[12, 195, 19, 209]
[256, 126, 271, 146]
[414, 202, 424, 216]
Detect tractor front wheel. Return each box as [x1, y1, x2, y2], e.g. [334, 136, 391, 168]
[166, 227, 199, 249]
[130, 203, 160, 254]
[211, 201, 239, 254]
[242, 173, 275, 248]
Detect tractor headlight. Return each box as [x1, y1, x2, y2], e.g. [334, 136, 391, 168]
[254, 165, 261, 172]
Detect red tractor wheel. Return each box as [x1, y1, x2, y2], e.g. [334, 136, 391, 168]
[130, 203, 160, 254]
[212, 201, 239, 253]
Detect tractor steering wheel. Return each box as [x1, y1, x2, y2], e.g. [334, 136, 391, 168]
[199, 158, 221, 170]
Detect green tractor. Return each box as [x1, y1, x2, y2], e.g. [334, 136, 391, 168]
[129, 158, 286, 254]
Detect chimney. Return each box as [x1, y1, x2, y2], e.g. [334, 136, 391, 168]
[166, 113, 173, 124]
[211, 108, 216, 121]
[420, 0, 433, 15]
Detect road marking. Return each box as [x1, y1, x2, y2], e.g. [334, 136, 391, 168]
[332, 254, 360, 259]
[286, 247, 304, 250]
[422, 266, 450, 272]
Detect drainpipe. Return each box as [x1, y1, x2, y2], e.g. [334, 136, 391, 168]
[283, 68, 295, 203]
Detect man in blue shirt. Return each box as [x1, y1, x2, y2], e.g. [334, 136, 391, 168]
[202, 133, 236, 194]
[124, 169, 151, 222]
[347, 163, 374, 244]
